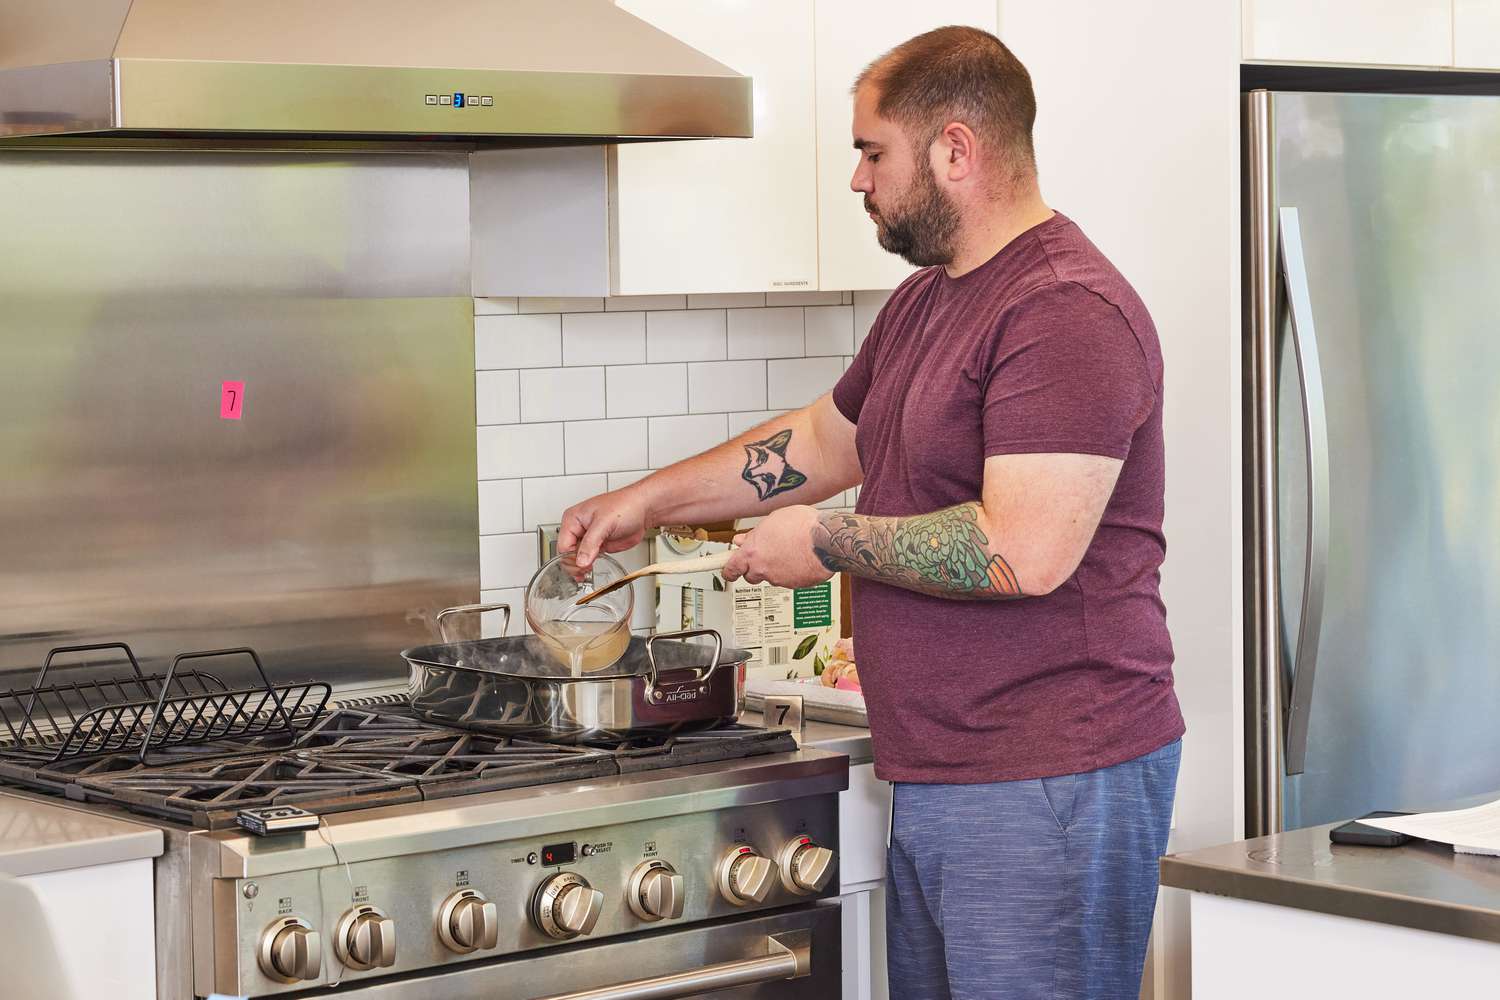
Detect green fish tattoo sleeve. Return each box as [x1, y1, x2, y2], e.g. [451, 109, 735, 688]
[811, 503, 1024, 600]
[742, 429, 809, 501]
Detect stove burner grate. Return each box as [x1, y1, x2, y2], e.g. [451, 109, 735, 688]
[0, 706, 797, 830]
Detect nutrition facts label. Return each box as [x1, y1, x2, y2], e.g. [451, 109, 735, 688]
[733, 584, 794, 665]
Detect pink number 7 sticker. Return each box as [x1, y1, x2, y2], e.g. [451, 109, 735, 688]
[220, 381, 245, 420]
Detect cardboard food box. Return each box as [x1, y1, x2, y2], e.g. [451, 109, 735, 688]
[653, 525, 847, 681]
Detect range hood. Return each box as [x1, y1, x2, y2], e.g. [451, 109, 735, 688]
[0, 0, 753, 147]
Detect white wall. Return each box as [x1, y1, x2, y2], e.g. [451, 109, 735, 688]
[996, 2, 1243, 997]
[474, 290, 888, 629]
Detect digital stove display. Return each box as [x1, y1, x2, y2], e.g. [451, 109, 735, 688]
[540, 841, 576, 866]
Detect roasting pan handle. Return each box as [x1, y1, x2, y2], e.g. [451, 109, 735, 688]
[529, 929, 810, 1000]
[644, 628, 724, 703]
[435, 603, 512, 643]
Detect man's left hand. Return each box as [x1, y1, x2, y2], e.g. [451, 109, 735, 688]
[722, 505, 833, 589]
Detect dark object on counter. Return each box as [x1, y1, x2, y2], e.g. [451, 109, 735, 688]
[403, 628, 749, 742]
[1329, 811, 1416, 847]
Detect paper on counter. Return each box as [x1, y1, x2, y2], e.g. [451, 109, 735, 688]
[1358, 798, 1500, 855]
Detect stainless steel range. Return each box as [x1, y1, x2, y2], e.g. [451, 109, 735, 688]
[0, 645, 846, 999]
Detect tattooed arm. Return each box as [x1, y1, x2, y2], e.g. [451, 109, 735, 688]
[560, 393, 862, 569]
[812, 504, 1023, 599]
[724, 452, 1124, 599]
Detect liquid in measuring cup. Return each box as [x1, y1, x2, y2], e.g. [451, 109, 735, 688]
[537, 618, 631, 674]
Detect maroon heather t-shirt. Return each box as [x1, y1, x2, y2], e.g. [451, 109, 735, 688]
[833, 212, 1183, 784]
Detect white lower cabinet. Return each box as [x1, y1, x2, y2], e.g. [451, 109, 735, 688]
[1191, 893, 1500, 996]
[1, 859, 158, 1000]
[839, 761, 891, 1000]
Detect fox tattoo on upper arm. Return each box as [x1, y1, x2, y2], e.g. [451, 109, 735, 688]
[742, 428, 808, 501]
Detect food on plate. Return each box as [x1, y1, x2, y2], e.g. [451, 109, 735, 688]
[820, 638, 859, 692]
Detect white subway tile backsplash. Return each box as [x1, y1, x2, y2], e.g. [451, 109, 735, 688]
[611, 541, 657, 630]
[727, 410, 788, 438]
[842, 355, 853, 373]
[768, 357, 844, 409]
[520, 367, 605, 422]
[606, 294, 687, 312]
[564, 418, 649, 474]
[520, 297, 603, 314]
[804, 305, 855, 357]
[607, 363, 688, 418]
[766, 290, 843, 307]
[649, 414, 729, 467]
[816, 491, 851, 510]
[608, 469, 653, 490]
[481, 533, 540, 589]
[728, 307, 803, 360]
[688, 360, 766, 414]
[563, 311, 646, 367]
[476, 370, 520, 425]
[688, 293, 764, 310]
[479, 480, 523, 535]
[476, 313, 562, 370]
[853, 290, 892, 350]
[475, 290, 890, 552]
[522, 474, 608, 530]
[478, 423, 564, 479]
[479, 589, 527, 636]
[647, 310, 727, 363]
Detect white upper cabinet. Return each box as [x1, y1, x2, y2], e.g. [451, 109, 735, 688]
[471, 0, 1003, 298]
[813, 0, 999, 292]
[612, 0, 818, 296]
[1455, 0, 1500, 68]
[1242, 0, 1452, 67]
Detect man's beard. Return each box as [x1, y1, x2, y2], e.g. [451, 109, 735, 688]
[866, 166, 960, 268]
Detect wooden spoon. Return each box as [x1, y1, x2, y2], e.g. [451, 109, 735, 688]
[576, 551, 734, 605]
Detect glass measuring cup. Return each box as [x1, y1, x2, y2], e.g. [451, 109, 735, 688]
[524, 553, 633, 674]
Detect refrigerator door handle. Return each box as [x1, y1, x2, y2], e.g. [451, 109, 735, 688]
[1277, 206, 1331, 776]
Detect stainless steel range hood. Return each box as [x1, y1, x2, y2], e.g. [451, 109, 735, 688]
[0, 0, 753, 148]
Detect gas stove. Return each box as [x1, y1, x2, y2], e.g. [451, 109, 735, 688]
[0, 654, 846, 1000]
[0, 703, 801, 830]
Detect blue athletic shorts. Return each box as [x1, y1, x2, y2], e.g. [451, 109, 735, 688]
[885, 739, 1182, 999]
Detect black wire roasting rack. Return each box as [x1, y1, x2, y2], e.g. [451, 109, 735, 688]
[0, 642, 330, 765]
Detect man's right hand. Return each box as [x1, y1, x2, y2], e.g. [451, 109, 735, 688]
[559, 487, 652, 571]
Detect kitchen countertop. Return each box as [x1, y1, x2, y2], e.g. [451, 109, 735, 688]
[0, 790, 163, 877]
[1161, 821, 1500, 945]
[740, 710, 874, 766]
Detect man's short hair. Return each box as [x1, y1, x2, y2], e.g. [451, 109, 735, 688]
[856, 26, 1037, 183]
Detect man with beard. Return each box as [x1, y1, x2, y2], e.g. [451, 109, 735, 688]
[559, 25, 1181, 1000]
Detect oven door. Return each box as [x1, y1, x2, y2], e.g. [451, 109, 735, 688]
[307, 902, 841, 1000]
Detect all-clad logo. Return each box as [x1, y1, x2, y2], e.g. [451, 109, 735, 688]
[662, 689, 700, 703]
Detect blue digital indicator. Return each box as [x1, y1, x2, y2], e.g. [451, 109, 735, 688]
[453, 92, 465, 108]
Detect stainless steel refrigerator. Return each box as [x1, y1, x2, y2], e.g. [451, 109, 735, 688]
[1246, 90, 1500, 835]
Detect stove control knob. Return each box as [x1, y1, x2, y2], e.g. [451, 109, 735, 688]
[532, 872, 605, 940]
[628, 860, 685, 921]
[716, 844, 774, 905]
[335, 905, 397, 971]
[438, 889, 499, 954]
[258, 917, 322, 983]
[778, 836, 836, 895]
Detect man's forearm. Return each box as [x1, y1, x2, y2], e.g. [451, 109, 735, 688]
[811, 503, 1026, 600]
[633, 408, 853, 528]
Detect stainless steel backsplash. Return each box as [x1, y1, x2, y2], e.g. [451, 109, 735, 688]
[0, 151, 478, 687]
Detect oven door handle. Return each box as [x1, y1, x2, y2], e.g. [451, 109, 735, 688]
[528, 930, 810, 1000]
